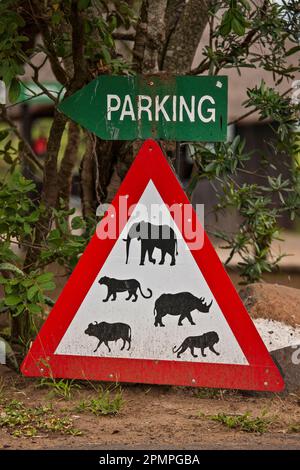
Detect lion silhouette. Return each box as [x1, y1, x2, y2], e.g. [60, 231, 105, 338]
[173, 331, 220, 358]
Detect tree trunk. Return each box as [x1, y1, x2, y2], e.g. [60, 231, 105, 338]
[84, 0, 214, 210]
[23, 110, 67, 270]
[41, 110, 67, 211]
[58, 121, 80, 209]
[160, 0, 186, 69]
[132, 0, 148, 72]
[162, 0, 213, 72]
[142, 0, 168, 72]
[80, 133, 97, 220]
[94, 139, 115, 204]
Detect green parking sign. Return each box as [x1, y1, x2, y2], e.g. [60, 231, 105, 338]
[59, 75, 228, 141]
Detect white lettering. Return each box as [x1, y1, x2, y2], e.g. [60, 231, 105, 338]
[120, 94, 136, 121]
[155, 95, 170, 121]
[138, 95, 152, 120]
[179, 96, 195, 122]
[107, 94, 121, 120]
[99, 455, 134, 467]
[292, 345, 300, 365]
[107, 93, 217, 124]
[172, 95, 177, 121]
[198, 95, 215, 123]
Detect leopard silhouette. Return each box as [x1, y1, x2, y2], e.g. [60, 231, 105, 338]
[98, 276, 152, 302]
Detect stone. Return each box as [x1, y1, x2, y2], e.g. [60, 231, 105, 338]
[271, 345, 300, 392]
[239, 282, 300, 327]
[239, 282, 300, 392]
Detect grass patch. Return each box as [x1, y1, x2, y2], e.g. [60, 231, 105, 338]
[0, 399, 82, 437]
[195, 388, 222, 399]
[37, 378, 81, 400]
[289, 423, 300, 433]
[195, 388, 239, 400]
[204, 411, 273, 434]
[76, 385, 124, 416]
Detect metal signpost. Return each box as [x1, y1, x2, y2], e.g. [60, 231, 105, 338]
[21, 75, 284, 392]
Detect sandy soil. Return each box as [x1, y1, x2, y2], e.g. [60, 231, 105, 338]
[0, 366, 300, 450]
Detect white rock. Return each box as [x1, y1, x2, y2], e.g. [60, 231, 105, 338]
[254, 318, 300, 351]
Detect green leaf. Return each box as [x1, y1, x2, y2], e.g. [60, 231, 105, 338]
[286, 45, 300, 57]
[22, 278, 35, 287]
[0, 263, 24, 276]
[36, 272, 53, 284]
[109, 15, 117, 32]
[48, 228, 61, 240]
[23, 222, 31, 234]
[4, 295, 22, 306]
[27, 303, 42, 314]
[78, 0, 91, 10]
[27, 285, 38, 301]
[16, 35, 29, 43]
[101, 46, 111, 64]
[239, 0, 251, 11]
[8, 78, 21, 103]
[232, 18, 245, 36]
[14, 303, 25, 316]
[220, 11, 233, 36]
[39, 281, 56, 291]
[0, 130, 9, 141]
[71, 216, 84, 230]
[44, 296, 55, 307]
[51, 10, 63, 25]
[204, 161, 217, 172]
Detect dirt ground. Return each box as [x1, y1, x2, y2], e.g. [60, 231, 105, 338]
[0, 366, 300, 450]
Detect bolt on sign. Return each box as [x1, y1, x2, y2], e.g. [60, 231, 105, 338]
[21, 139, 284, 391]
[58, 75, 228, 141]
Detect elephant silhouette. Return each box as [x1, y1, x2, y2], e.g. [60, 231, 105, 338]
[123, 221, 178, 266]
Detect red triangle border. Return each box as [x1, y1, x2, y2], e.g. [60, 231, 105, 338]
[21, 139, 284, 391]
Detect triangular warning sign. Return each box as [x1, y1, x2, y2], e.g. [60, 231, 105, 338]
[21, 140, 284, 391]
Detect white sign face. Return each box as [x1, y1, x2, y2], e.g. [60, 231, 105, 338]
[56, 181, 248, 365]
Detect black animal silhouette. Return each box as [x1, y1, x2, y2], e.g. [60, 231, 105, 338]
[173, 331, 220, 358]
[123, 221, 178, 266]
[99, 276, 152, 302]
[85, 321, 131, 352]
[154, 292, 213, 327]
